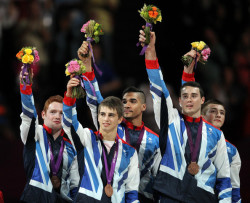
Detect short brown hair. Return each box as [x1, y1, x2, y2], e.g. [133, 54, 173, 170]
[201, 99, 226, 115]
[98, 96, 123, 118]
[43, 95, 63, 113]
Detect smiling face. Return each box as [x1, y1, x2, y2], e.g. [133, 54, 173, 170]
[122, 92, 146, 122]
[202, 104, 225, 128]
[179, 86, 205, 118]
[98, 106, 123, 134]
[42, 102, 63, 133]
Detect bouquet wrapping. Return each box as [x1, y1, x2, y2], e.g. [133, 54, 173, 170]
[65, 59, 86, 99]
[81, 20, 104, 75]
[181, 41, 211, 69]
[137, 4, 162, 55]
[16, 47, 40, 90]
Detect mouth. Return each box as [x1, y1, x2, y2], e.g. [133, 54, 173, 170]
[124, 110, 132, 113]
[54, 121, 61, 124]
[103, 123, 110, 127]
[186, 105, 193, 108]
[214, 119, 221, 122]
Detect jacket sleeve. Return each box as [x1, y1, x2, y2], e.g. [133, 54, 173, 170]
[214, 131, 232, 202]
[82, 70, 104, 130]
[20, 84, 39, 144]
[62, 94, 92, 148]
[181, 71, 195, 85]
[145, 59, 179, 129]
[69, 154, 80, 199]
[231, 149, 241, 203]
[125, 150, 140, 203]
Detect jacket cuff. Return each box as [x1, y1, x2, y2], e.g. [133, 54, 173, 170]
[82, 69, 95, 81]
[145, 58, 159, 69]
[63, 91, 76, 106]
[20, 84, 32, 95]
[182, 71, 195, 82]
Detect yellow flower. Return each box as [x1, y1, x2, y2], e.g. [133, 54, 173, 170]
[25, 48, 32, 55]
[157, 15, 162, 22]
[65, 68, 70, 76]
[197, 41, 206, 50]
[191, 42, 199, 48]
[28, 55, 34, 63]
[22, 54, 31, 63]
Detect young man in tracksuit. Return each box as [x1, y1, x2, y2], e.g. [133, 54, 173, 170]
[138, 30, 232, 202]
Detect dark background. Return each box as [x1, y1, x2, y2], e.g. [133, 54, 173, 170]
[0, 0, 249, 202]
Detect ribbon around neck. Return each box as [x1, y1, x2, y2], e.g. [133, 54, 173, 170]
[125, 126, 145, 151]
[48, 140, 64, 176]
[102, 136, 119, 185]
[87, 37, 102, 76]
[136, 22, 153, 55]
[185, 120, 203, 162]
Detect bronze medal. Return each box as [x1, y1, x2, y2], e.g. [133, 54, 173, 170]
[51, 175, 61, 189]
[104, 184, 113, 197]
[188, 162, 199, 175]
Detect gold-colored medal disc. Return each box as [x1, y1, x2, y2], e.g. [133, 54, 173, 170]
[188, 162, 199, 175]
[104, 184, 113, 197]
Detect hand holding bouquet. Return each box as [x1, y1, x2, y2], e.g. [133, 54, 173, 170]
[65, 59, 86, 99]
[16, 47, 40, 90]
[137, 4, 162, 55]
[80, 20, 104, 75]
[181, 41, 211, 69]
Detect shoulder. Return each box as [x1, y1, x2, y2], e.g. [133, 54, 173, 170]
[202, 118, 223, 140]
[225, 140, 237, 155]
[144, 126, 159, 138]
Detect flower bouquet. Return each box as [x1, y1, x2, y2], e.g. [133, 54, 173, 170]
[80, 19, 104, 75]
[65, 59, 86, 99]
[181, 41, 211, 68]
[16, 47, 40, 89]
[137, 4, 162, 55]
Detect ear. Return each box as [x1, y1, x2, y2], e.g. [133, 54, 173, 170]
[41, 110, 45, 120]
[201, 96, 205, 104]
[179, 97, 182, 107]
[118, 116, 123, 124]
[141, 103, 146, 112]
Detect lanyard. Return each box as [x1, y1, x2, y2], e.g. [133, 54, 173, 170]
[48, 140, 64, 176]
[185, 120, 202, 162]
[102, 137, 119, 185]
[125, 126, 145, 151]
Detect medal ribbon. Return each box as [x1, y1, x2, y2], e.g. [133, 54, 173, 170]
[21, 63, 31, 90]
[48, 140, 64, 176]
[136, 22, 153, 55]
[125, 126, 145, 151]
[185, 119, 203, 162]
[102, 136, 119, 185]
[87, 37, 102, 76]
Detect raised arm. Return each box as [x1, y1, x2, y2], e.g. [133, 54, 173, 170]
[139, 30, 178, 130]
[78, 41, 103, 130]
[62, 78, 90, 148]
[19, 67, 38, 144]
[181, 50, 198, 85]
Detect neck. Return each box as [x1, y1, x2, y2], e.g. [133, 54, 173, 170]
[52, 130, 61, 140]
[100, 129, 117, 141]
[184, 111, 201, 119]
[125, 116, 143, 127]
